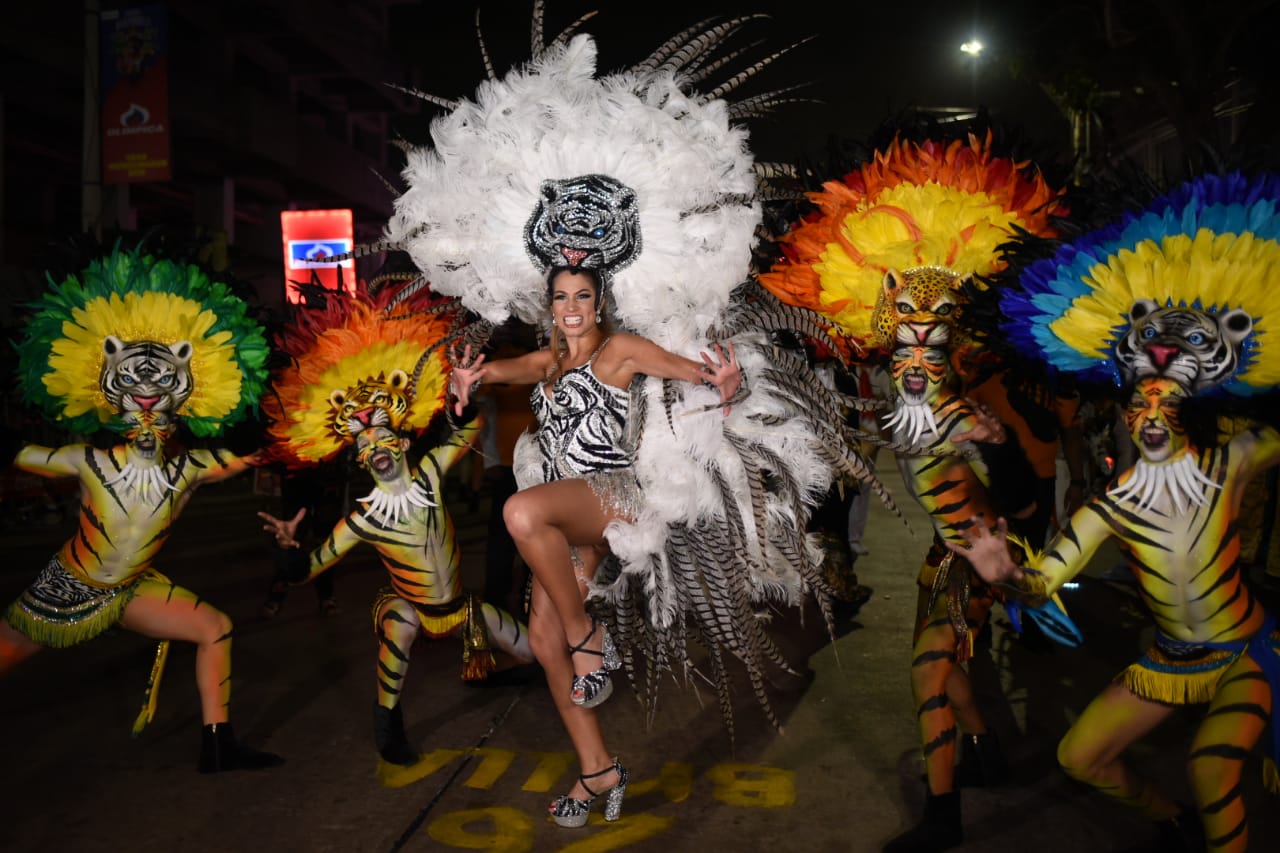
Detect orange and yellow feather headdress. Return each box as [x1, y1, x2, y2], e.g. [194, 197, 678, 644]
[264, 286, 461, 467]
[758, 131, 1067, 356]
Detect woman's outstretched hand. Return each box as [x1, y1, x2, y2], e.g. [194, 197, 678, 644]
[700, 342, 741, 415]
[449, 344, 488, 416]
[943, 516, 1022, 584]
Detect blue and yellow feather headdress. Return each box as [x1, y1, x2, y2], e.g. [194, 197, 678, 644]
[1003, 172, 1280, 395]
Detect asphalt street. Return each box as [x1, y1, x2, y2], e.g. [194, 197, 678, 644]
[1, 453, 1277, 852]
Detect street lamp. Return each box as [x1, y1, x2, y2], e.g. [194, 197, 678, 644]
[960, 39, 985, 106]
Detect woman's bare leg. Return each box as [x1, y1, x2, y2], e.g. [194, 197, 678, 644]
[504, 479, 622, 679]
[527, 572, 621, 801]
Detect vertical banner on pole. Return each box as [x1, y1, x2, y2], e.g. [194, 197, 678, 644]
[101, 5, 172, 184]
[280, 209, 356, 304]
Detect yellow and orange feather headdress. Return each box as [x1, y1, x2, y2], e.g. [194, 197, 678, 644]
[265, 286, 461, 467]
[758, 131, 1067, 356]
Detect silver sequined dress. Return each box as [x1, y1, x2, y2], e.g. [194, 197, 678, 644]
[529, 359, 640, 517]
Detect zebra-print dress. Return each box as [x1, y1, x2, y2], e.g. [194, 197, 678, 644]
[530, 360, 640, 517]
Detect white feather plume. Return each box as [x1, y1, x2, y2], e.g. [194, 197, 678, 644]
[385, 8, 882, 737]
[387, 35, 759, 336]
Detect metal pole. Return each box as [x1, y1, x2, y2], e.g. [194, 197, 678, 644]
[82, 0, 102, 239]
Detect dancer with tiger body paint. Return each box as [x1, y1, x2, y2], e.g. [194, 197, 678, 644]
[2, 245, 282, 773]
[953, 172, 1280, 852]
[258, 282, 533, 772]
[758, 131, 1070, 852]
[878, 306, 1042, 853]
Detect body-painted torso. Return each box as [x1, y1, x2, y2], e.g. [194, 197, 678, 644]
[892, 391, 994, 544]
[16, 443, 251, 588]
[1036, 425, 1280, 643]
[308, 423, 476, 606]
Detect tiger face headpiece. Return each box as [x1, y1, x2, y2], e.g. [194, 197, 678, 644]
[758, 132, 1067, 364]
[524, 174, 642, 284]
[1002, 172, 1280, 396]
[264, 286, 460, 468]
[329, 368, 413, 438]
[15, 245, 268, 436]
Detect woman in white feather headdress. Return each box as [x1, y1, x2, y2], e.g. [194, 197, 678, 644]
[382, 1, 886, 828]
[451, 261, 740, 826]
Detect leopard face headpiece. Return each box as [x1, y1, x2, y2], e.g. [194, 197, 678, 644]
[872, 267, 968, 349]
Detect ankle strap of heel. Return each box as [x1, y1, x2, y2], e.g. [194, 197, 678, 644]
[579, 760, 620, 798]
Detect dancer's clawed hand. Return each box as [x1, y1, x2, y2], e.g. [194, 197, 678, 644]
[258, 507, 306, 549]
[449, 344, 488, 415]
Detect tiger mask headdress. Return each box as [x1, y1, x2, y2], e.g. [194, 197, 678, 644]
[1114, 299, 1254, 393]
[329, 369, 412, 439]
[100, 335, 195, 417]
[524, 174, 642, 278]
[1003, 172, 1280, 398]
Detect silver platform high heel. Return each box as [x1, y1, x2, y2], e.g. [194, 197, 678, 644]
[568, 616, 621, 708]
[548, 760, 629, 827]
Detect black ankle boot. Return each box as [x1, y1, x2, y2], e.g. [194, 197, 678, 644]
[373, 703, 419, 766]
[954, 731, 1009, 788]
[883, 790, 962, 853]
[197, 723, 284, 774]
[1153, 802, 1205, 853]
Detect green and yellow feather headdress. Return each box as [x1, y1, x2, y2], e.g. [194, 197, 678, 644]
[15, 245, 268, 436]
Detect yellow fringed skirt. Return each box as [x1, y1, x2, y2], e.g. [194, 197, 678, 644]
[1122, 627, 1280, 796]
[4, 555, 155, 648]
[370, 589, 495, 680]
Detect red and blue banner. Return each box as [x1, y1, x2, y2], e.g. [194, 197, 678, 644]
[101, 5, 172, 184]
[281, 209, 357, 304]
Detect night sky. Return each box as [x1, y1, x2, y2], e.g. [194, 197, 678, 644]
[393, 0, 1070, 166]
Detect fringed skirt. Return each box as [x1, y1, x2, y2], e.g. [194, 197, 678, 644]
[1121, 627, 1280, 705]
[371, 589, 494, 680]
[1121, 626, 1280, 795]
[4, 555, 150, 648]
[582, 468, 642, 520]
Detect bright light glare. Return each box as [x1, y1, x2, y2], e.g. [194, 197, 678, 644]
[960, 40, 984, 56]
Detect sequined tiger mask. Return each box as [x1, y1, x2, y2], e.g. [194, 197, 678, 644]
[329, 370, 411, 438]
[100, 335, 194, 416]
[524, 174, 642, 276]
[1114, 299, 1253, 392]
